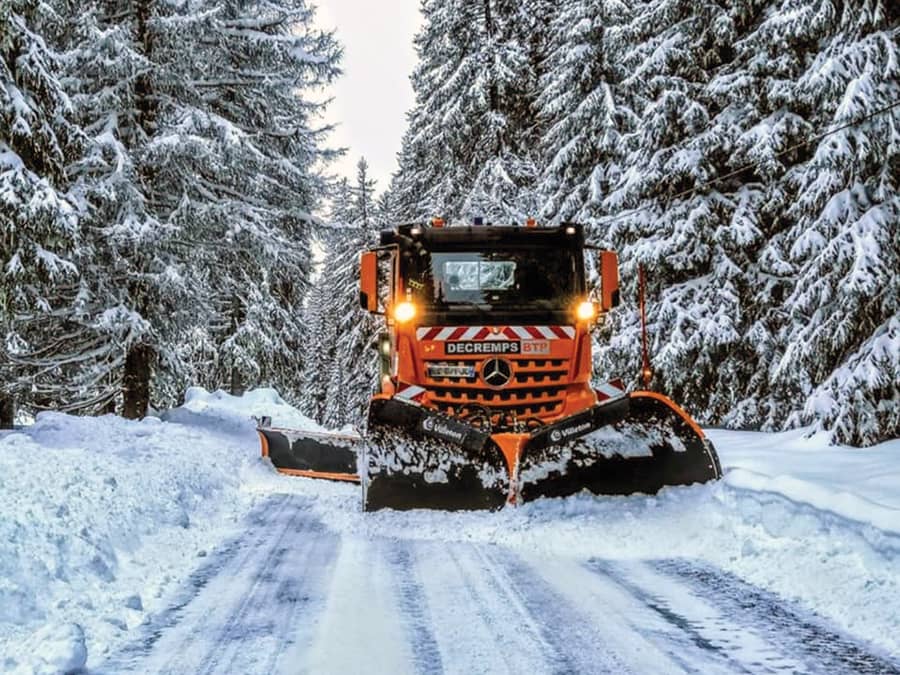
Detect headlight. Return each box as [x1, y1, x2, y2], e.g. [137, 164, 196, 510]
[576, 301, 596, 321]
[393, 301, 417, 323]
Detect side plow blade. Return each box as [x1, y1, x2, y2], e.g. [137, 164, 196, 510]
[258, 426, 362, 482]
[363, 398, 509, 511]
[518, 392, 722, 502]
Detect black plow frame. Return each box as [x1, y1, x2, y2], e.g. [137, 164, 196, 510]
[258, 426, 361, 482]
[258, 391, 722, 510]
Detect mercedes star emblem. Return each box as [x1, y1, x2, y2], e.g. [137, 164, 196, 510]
[481, 358, 512, 387]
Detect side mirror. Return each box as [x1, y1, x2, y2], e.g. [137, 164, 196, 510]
[599, 251, 620, 311]
[359, 251, 378, 312]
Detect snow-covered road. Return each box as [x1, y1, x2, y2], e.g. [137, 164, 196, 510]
[4, 390, 899, 673]
[97, 493, 899, 675]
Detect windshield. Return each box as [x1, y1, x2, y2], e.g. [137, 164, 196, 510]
[405, 249, 580, 309]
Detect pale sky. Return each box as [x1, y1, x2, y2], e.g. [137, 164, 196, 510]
[313, 1, 423, 194]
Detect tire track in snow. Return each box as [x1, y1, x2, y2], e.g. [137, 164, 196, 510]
[523, 554, 773, 674]
[444, 544, 564, 672]
[100, 494, 292, 671]
[654, 560, 900, 674]
[481, 546, 633, 674]
[585, 559, 762, 674]
[98, 494, 339, 675]
[407, 541, 580, 674]
[382, 540, 444, 675]
[192, 508, 307, 675]
[197, 510, 338, 675]
[301, 537, 414, 673]
[388, 540, 629, 674]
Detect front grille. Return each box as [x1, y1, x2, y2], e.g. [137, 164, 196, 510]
[422, 358, 570, 426]
[425, 359, 568, 385]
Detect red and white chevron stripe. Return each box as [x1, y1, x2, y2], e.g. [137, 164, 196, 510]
[395, 383, 426, 402]
[416, 326, 576, 341]
[596, 378, 627, 402]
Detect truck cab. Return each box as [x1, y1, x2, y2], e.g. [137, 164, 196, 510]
[361, 221, 622, 435]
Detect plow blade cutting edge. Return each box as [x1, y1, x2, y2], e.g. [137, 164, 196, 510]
[258, 426, 362, 482]
[518, 392, 722, 502]
[363, 397, 509, 511]
[362, 392, 721, 511]
[257, 392, 722, 510]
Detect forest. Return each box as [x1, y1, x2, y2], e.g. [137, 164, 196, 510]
[2, 0, 898, 446]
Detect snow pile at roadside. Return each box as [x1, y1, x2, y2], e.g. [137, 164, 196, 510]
[710, 427, 900, 534]
[0, 387, 326, 673]
[163, 386, 330, 433]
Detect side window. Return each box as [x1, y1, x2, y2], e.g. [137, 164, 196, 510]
[379, 252, 393, 308]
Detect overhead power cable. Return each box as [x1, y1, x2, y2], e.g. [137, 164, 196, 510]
[588, 98, 900, 230]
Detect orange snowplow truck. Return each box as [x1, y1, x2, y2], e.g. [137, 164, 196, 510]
[259, 221, 721, 511]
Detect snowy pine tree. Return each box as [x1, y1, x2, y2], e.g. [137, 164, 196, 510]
[760, 1, 900, 444]
[172, 0, 340, 398]
[297, 227, 376, 428]
[592, 0, 762, 424]
[297, 273, 337, 422]
[536, 0, 633, 222]
[0, 0, 82, 426]
[373, 188, 394, 225]
[317, 224, 380, 428]
[392, 0, 542, 223]
[46, 0, 214, 417]
[329, 176, 353, 223]
[575, 0, 897, 444]
[45, 0, 340, 415]
[351, 157, 377, 226]
[300, 162, 383, 427]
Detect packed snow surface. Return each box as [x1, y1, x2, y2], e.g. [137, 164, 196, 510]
[0, 388, 897, 672]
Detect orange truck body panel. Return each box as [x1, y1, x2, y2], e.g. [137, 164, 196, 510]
[369, 224, 616, 490]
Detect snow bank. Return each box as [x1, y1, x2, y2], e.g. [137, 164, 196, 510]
[164, 386, 330, 433]
[13, 623, 86, 675]
[0, 387, 329, 672]
[710, 427, 900, 535]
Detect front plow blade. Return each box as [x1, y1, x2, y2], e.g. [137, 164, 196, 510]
[364, 398, 509, 511]
[519, 392, 721, 502]
[258, 426, 361, 482]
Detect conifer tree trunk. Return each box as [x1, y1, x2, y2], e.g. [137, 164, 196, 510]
[134, 0, 157, 135]
[483, 0, 499, 117]
[230, 368, 244, 397]
[0, 395, 14, 429]
[117, 3, 157, 422]
[123, 343, 154, 419]
[229, 293, 245, 396]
